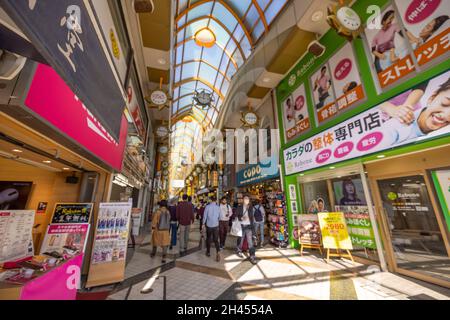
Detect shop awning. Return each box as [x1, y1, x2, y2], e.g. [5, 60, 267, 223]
[1, 0, 126, 142]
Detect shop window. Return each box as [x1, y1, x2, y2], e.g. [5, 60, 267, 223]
[302, 181, 331, 214]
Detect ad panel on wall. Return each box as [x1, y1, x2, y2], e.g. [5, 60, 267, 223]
[0, 181, 33, 210]
[284, 70, 450, 175]
[281, 83, 311, 142]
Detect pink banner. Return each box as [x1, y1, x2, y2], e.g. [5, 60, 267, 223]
[25, 64, 128, 171]
[20, 254, 83, 300]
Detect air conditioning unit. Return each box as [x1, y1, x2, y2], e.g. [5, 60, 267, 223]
[0, 50, 27, 80]
[133, 0, 155, 13]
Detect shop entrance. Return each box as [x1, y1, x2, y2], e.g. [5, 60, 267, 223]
[374, 172, 450, 287]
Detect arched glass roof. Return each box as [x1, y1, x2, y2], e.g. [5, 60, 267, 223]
[169, 0, 289, 177]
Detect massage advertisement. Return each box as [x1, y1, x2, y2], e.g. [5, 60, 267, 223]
[40, 223, 90, 254]
[298, 214, 322, 246]
[364, 5, 416, 89]
[318, 212, 353, 250]
[51, 203, 93, 224]
[284, 70, 450, 175]
[394, 0, 449, 67]
[282, 83, 311, 141]
[335, 206, 377, 249]
[0, 210, 35, 263]
[313, 43, 366, 124]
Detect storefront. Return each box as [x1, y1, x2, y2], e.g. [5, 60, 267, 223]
[276, 0, 450, 288]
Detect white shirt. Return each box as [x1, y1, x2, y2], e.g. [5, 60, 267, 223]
[219, 203, 232, 221]
[241, 206, 251, 226]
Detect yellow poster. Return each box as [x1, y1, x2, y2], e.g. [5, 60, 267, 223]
[318, 212, 353, 250]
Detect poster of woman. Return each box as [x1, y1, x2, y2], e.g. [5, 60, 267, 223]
[282, 83, 311, 141]
[333, 177, 367, 206]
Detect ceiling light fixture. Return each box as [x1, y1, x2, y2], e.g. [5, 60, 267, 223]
[43, 160, 52, 164]
[157, 58, 167, 65]
[12, 149, 23, 153]
[262, 77, 271, 83]
[377, 155, 386, 159]
[311, 10, 324, 22]
[194, 28, 216, 48]
[63, 167, 70, 171]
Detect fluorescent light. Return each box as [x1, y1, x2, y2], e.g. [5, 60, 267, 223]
[377, 155, 386, 159]
[12, 149, 23, 153]
[329, 166, 336, 170]
[157, 58, 167, 65]
[63, 167, 70, 171]
[262, 77, 271, 83]
[43, 160, 52, 164]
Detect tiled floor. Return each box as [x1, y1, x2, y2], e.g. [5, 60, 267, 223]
[106, 226, 450, 301]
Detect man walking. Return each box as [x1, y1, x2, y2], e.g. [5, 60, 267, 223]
[236, 195, 257, 264]
[253, 199, 266, 248]
[176, 194, 195, 255]
[202, 196, 221, 262]
[219, 197, 232, 250]
[168, 199, 178, 250]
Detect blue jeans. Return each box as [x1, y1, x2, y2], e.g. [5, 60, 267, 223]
[170, 222, 177, 247]
[254, 221, 264, 245]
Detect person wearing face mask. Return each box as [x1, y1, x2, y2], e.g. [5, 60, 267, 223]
[219, 196, 232, 250]
[236, 195, 257, 264]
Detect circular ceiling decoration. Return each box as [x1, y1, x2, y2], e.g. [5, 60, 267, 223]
[194, 28, 216, 48]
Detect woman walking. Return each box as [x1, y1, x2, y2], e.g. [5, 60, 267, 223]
[150, 200, 171, 263]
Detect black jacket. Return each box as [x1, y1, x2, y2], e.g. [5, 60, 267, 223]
[237, 205, 256, 234]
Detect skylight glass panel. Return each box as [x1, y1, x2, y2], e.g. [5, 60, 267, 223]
[183, 40, 202, 61]
[209, 20, 230, 48]
[232, 0, 251, 17]
[180, 61, 200, 81]
[186, 2, 214, 23]
[245, 5, 259, 32]
[184, 19, 208, 40]
[265, 0, 286, 24]
[251, 20, 265, 41]
[198, 62, 218, 85]
[212, 2, 238, 32]
[258, 0, 271, 10]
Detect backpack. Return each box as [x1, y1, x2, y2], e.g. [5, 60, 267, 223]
[158, 210, 170, 231]
[254, 205, 263, 222]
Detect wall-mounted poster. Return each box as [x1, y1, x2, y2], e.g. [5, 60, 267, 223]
[332, 177, 367, 206]
[91, 202, 132, 265]
[318, 212, 353, 250]
[0, 210, 35, 263]
[302, 181, 331, 214]
[37, 202, 48, 215]
[51, 203, 93, 224]
[0, 181, 33, 210]
[311, 64, 336, 118]
[298, 214, 322, 246]
[364, 5, 416, 89]
[284, 70, 450, 175]
[288, 184, 297, 200]
[40, 223, 90, 254]
[335, 206, 377, 249]
[394, 0, 449, 68]
[282, 83, 311, 141]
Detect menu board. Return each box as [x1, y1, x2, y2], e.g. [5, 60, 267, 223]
[0, 210, 35, 263]
[91, 202, 132, 265]
[318, 212, 353, 250]
[281, 83, 311, 142]
[335, 206, 377, 249]
[51, 203, 93, 224]
[284, 70, 450, 175]
[40, 223, 90, 254]
[298, 214, 322, 246]
[310, 42, 365, 124]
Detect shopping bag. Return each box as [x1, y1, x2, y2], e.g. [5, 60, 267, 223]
[230, 219, 242, 237]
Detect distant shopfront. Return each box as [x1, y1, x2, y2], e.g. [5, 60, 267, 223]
[277, 0, 450, 288]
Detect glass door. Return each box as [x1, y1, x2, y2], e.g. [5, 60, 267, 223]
[377, 174, 450, 284]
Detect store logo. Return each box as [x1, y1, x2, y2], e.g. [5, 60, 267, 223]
[243, 166, 262, 179]
[66, 265, 81, 290]
[288, 74, 297, 87]
[387, 192, 397, 201]
[405, 0, 441, 24]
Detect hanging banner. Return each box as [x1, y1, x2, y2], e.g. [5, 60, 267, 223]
[281, 83, 311, 141]
[364, 4, 416, 89]
[311, 42, 366, 124]
[25, 64, 128, 171]
[284, 70, 450, 175]
[318, 212, 353, 250]
[40, 223, 90, 254]
[394, 0, 449, 68]
[1, 0, 126, 141]
[0, 210, 35, 263]
[51, 203, 93, 224]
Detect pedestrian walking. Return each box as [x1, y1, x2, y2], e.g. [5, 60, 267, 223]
[253, 199, 266, 248]
[197, 201, 206, 235]
[236, 195, 257, 264]
[203, 196, 221, 262]
[150, 200, 171, 263]
[219, 196, 232, 250]
[176, 194, 195, 255]
[168, 199, 178, 250]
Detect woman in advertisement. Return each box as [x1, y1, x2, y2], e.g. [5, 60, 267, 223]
[371, 10, 401, 72]
[285, 97, 295, 123]
[313, 66, 332, 110]
[406, 15, 449, 49]
[339, 179, 364, 206]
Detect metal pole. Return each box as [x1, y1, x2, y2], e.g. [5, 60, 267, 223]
[359, 164, 387, 271]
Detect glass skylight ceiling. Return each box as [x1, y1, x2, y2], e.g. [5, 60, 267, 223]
[170, 0, 288, 179]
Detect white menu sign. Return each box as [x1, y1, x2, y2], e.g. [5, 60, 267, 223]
[0, 210, 35, 263]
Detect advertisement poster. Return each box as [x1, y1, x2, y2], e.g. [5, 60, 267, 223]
[37, 202, 48, 215]
[288, 184, 297, 200]
[0, 181, 33, 210]
[432, 170, 450, 231]
[314, 43, 366, 123]
[51, 203, 93, 224]
[364, 5, 416, 89]
[395, 0, 449, 68]
[298, 214, 322, 245]
[40, 223, 90, 254]
[91, 202, 132, 265]
[335, 206, 377, 249]
[318, 212, 353, 250]
[303, 181, 331, 214]
[332, 177, 367, 206]
[282, 83, 311, 141]
[0, 210, 35, 263]
[284, 70, 450, 175]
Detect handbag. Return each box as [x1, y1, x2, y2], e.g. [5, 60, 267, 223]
[230, 218, 242, 237]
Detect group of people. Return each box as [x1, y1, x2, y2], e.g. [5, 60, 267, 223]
[150, 193, 266, 266]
